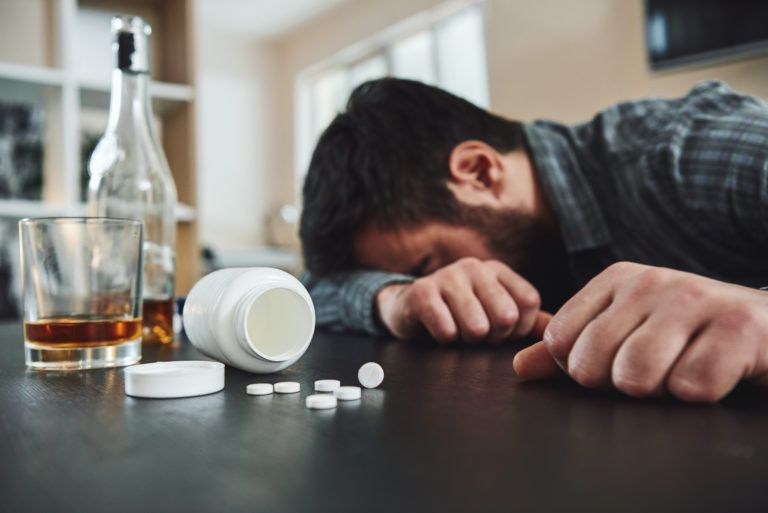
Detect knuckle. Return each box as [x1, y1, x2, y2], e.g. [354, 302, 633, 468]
[612, 370, 656, 397]
[606, 261, 637, 276]
[433, 324, 458, 343]
[568, 358, 602, 388]
[542, 319, 570, 358]
[667, 374, 721, 403]
[465, 318, 490, 340]
[635, 267, 668, 290]
[496, 308, 519, 329]
[716, 306, 763, 336]
[517, 288, 541, 310]
[457, 256, 482, 270]
[671, 279, 709, 305]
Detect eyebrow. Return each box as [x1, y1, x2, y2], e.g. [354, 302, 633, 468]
[409, 255, 432, 276]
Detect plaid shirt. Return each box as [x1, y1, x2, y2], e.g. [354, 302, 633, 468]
[302, 81, 768, 335]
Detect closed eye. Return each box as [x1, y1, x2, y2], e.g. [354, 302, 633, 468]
[409, 255, 432, 277]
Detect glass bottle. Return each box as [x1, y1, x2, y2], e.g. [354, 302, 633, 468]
[88, 15, 177, 345]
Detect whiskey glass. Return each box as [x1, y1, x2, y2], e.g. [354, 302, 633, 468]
[19, 218, 143, 370]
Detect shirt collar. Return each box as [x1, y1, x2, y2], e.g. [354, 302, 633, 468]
[523, 121, 612, 253]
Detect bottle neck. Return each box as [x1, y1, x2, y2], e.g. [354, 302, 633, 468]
[106, 69, 154, 135]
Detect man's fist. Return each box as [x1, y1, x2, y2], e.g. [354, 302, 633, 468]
[513, 262, 768, 403]
[375, 257, 542, 343]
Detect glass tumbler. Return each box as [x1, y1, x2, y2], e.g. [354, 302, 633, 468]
[19, 218, 143, 370]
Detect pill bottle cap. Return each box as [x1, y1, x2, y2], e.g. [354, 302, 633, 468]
[124, 361, 224, 398]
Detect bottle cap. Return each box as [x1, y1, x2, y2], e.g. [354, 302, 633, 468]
[124, 361, 225, 398]
[112, 15, 151, 73]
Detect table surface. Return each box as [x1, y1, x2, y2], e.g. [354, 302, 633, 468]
[2, 322, 768, 513]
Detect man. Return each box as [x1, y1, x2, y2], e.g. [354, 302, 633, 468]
[300, 78, 768, 403]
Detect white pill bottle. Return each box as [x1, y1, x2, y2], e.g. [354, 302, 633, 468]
[182, 268, 315, 373]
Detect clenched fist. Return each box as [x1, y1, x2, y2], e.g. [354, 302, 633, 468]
[375, 257, 543, 343]
[514, 262, 768, 403]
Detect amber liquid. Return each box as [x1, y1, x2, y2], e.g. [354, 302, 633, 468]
[25, 317, 143, 348]
[142, 298, 175, 345]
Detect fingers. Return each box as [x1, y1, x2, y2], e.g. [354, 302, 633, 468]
[566, 302, 649, 389]
[416, 294, 459, 343]
[543, 291, 613, 370]
[442, 281, 490, 343]
[472, 271, 520, 343]
[407, 281, 458, 343]
[494, 262, 541, 338]
[512, 312, 559, 380]
[609, 315, 694, 397]
[541, 262, 648, 368]
[667, 322, 752, 403]
[532, 311, 553, 340]
[513, 340, 561, 380]
[404, 258, 543, 344]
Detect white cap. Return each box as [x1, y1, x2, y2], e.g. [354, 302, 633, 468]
[125, 361, 225, 398]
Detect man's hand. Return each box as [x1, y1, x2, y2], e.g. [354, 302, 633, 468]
[376, 257, 542, 343]
[513, 262, 768, 403]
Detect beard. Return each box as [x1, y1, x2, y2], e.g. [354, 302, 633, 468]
[455, 205, 576, 311]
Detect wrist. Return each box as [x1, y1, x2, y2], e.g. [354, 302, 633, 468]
[375, 283, 410, 334]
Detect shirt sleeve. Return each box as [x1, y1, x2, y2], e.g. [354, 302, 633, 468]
[301, 270, 414, 336]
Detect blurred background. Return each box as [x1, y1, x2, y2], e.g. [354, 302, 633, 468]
[0, 0, 767, 318]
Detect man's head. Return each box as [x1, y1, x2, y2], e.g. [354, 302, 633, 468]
[300, 78, 554, 278]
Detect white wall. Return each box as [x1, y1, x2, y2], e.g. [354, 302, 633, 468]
[485, 0, 768, 123]
[194, 1, 280, 250]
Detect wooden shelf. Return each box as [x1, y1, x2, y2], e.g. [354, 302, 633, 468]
[0, 0, 199, 295]
[0, 199, 196, 222]
[0, 62, 66, 86]
[77, 78, 194, 113]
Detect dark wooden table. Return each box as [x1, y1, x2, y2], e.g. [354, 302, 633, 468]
[1, 321, 767, 513]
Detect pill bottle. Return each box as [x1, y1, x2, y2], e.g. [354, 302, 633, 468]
[182, 268, 315, 373]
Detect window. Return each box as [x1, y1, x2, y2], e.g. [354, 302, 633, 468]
[295, 1, 488, 190]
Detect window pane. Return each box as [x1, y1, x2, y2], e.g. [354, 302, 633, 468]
[310, 68, 347, 140]
[435, 7, 489, 107]
[391, 30, 436, 84]
[349, 53, 387, 89]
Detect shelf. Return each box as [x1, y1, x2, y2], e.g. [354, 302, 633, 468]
[0, 199, 196, 222]
[0, 61, 194, 116]
[0, 62, 66, 86]
[78, 78, 194, 114]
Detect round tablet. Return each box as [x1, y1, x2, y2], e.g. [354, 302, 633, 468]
[274, 381, 300, 394]
[358, 362, 384, 389]
[334, 385, 361, 401]
[246, 383, 273, 396]
[306, 394, 337, 409]
[314, 379, 341, 392]
[124, 361, 224, 399]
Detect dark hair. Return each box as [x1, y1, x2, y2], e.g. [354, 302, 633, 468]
[300, 78, 525, 276]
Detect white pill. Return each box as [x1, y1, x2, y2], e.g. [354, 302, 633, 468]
[274, 381, 301, 394]
[314, 379, 341, 392]
[358, 362, 384, 389]
[306, 394, 337, 409]
[246, 383, 273, 396]
[334, 386, 362, 401]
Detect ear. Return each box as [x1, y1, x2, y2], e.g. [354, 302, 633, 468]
[448, 140, 505, 196]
